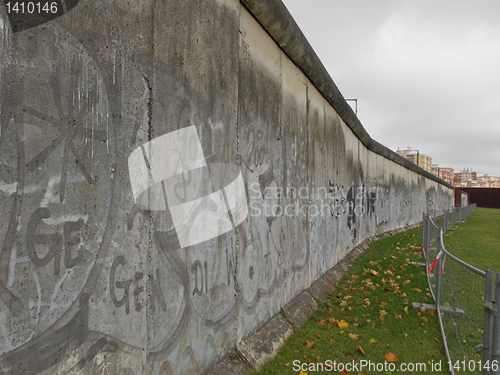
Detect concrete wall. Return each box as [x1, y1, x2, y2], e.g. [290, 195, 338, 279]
[0, 0, 452, 374]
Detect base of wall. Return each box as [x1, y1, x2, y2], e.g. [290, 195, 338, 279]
[207, 223, 422, 375]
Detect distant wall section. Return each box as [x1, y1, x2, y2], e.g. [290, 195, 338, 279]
[456, 188, 500, 209]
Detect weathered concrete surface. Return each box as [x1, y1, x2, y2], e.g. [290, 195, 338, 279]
[206, 352, 252, 375]
[0, 0, 453, 374]
[281, 290, 318, 328]
[237, 313, 294, 371]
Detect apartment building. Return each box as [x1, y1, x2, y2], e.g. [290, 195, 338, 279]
[439, 168, 455, 185]
[396, 149, 433, 173]
[452, 170, 500, 188]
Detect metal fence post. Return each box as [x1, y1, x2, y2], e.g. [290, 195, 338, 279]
[424, 213, 428, 255]
[491, 273, 500, 375]
[423, 206, 492, 373]
[435, 257, 443, 308]
[423, 213, 428, 257]
[435, 232, 444, 307]
[444, 210, 448, 232]
[483, 270, 495, 375]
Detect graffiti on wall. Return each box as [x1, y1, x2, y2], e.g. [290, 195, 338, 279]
[0, 2, 453, 374]
[127, 125, 248, 248]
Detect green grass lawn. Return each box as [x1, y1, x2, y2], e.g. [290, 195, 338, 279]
[443, 207, 500, 272]
[255, 227, 449, 375]
[438, 207, 500, 371]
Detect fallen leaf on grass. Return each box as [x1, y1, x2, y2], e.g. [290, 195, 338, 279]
[305, 341, 314, 348]
[317, 320, 325, 326]
[368, 269, 381, 277]
[299, 370, 308, 375]
[385, 353, 399, 363]
[369, 338, 377, 344]
[315, 356, 321, 361]
[339, 369, 350, 375]
[327, 317, 337, 324]
[358, 346, 365, 356]
[314, 332, 321, 338]
[338, 320, 349, 329]
[330, 338, 336, 344]
[404, 306, 409, 314]
[348, 333, 361, 340]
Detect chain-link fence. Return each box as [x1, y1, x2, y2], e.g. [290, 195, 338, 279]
[422, 205, 500, 375]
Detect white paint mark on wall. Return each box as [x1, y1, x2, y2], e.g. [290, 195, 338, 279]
[128, 125, 248, 248]
[0, 181, 40, 195]
[42, 214, 89, 226]
[40, 173, 86, 207]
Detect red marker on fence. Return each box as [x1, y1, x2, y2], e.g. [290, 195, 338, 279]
[439, 257, 446, 278]
[428, 249, 444, 275]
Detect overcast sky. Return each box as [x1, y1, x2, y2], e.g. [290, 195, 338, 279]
[281, 0, 500, 177]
